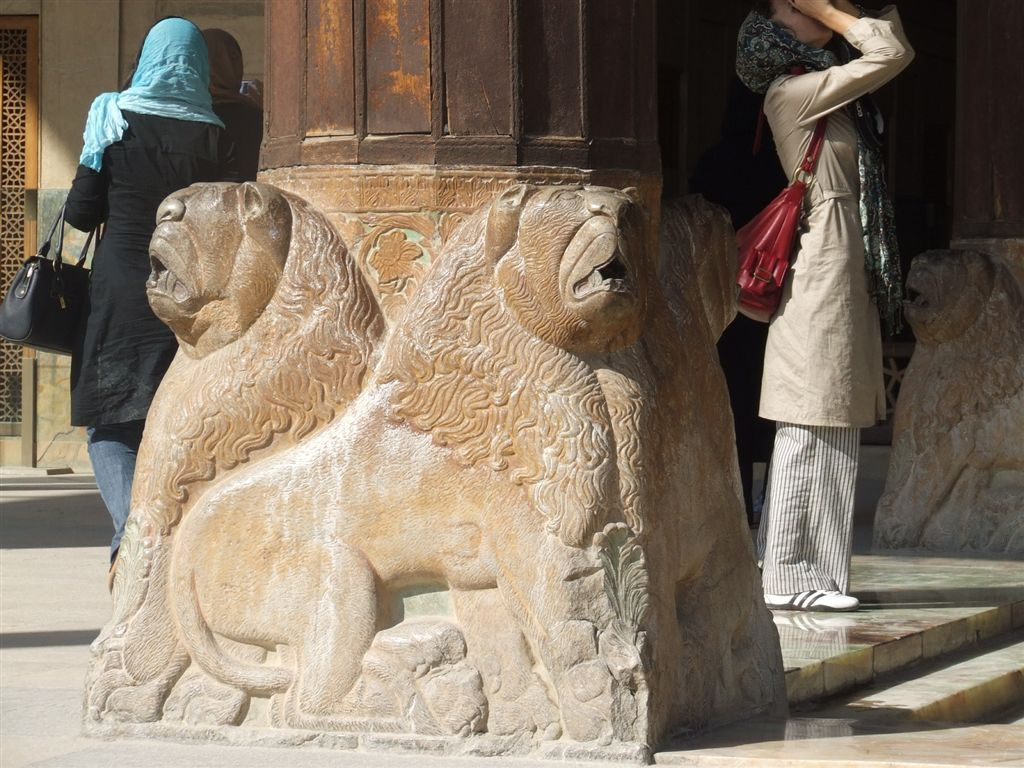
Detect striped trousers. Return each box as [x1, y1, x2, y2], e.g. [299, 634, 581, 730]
[756, 423, 860, 595]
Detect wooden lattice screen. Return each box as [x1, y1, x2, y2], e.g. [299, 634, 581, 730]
[0, 19, 37, 427]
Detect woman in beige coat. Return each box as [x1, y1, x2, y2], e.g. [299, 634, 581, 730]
[736, 0, 913, 610]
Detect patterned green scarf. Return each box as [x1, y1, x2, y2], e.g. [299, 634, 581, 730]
[736, 11, 903, 334]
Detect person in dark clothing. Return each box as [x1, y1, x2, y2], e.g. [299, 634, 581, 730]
[203, 28, 263, 181]
[690, 75, 788, 526]
[65, 17, 232, 578]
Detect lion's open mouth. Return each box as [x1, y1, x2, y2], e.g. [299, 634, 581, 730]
[905, 287, 928, 309]
[574, 250, 631, 299]
[904, 272, 933, 312]
[147, 253, 192, 304]
[565, 217, 633, 302]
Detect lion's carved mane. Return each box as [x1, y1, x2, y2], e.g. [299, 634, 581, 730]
[905, 254, 1022, 437]
[378, 196, 649, 548]
[134, 190, 385, 532]
[875, 250, 1024, 553]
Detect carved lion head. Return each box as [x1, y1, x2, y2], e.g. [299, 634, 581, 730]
[147, 182, 292, 358]
[904, 250, 998, 345]
[489, 184, 648, 356]
[382, 183, 653, 547]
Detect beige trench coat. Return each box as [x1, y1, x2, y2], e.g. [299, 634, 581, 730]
[759, 9, 913, 428]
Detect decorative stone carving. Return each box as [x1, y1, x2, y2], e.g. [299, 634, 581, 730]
[85, 182, 385, 725]
[874, 250, 1024, 554]
[259, 165, 660, 328]
[84, 184, 784, 757]
[357, 215, 433, 321]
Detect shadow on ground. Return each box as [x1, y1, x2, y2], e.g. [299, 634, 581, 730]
[0, 628, 102, 648]
[0, 491, 111, 549]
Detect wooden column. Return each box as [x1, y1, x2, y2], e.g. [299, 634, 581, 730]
[952, 0, 1024, 270]
[261, 0, 660, 323]
[263, 0, 658, 171]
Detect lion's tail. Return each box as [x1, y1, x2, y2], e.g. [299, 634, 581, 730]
[172, 566, 293, 697]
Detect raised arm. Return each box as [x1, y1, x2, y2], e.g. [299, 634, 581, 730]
[768, 5, 915, 127]
[792, 0, 860, 35]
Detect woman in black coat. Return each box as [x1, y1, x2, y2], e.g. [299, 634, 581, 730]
[203, 28, 263, 182]
[65, 17, 235, 578]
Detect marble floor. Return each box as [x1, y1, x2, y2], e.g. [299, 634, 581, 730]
[661, 551, 1024, 767]
[779, 552, 1024, 704]
[2, 469, 1023, 767]
[658, 719, 1024, 767]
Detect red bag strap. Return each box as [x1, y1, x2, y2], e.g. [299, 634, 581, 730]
[784, 64, 829, 176]
[800, 117, 829, 175]
[753, 109, 766, 155]
[751, 64, 828, 163]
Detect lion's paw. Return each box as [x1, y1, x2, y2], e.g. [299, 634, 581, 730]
[340, 620, 487, 736]
[163, 667, 251, 726]
[483, 668, 561, 739]
[93, 675, 176, 724]
[560, 659, 615, 744]
[410, 661, 488, 736]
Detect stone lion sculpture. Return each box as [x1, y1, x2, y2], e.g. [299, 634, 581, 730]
[86, 182, 385, 724]
[86, 184, 784, 753]
[874, 250, 1024, 554]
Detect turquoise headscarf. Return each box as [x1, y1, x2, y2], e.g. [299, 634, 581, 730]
[80, 17, 224, 171]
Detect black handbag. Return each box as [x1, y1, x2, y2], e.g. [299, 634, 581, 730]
[0, 205, 95, 355]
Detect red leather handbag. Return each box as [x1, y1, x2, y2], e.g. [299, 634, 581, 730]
[736, 115, 828, 322]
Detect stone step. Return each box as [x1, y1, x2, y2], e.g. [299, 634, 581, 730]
[776, 552, 1024, 708]
[779, 601, 1024, 707]
[655, 553, 1024, 767]
[813, 633, 1024, 725]
[656, 720, 1024, 767]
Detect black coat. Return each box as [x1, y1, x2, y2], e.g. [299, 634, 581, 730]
[65, 111, 232, 426]
[213, 98, 263, 182]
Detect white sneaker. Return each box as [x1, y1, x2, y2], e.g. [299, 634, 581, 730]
[764, 590, 860, 612]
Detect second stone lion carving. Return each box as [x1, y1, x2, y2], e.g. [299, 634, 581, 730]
[85, 183, 784, 752]
[874, 250, 1024, 555]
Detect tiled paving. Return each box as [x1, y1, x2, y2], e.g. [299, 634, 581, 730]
[776, 552, 1024, 706]
[2, 470, 1023, 767]
[665, 553, 1024, 766]
[658, 720, 1024, 766]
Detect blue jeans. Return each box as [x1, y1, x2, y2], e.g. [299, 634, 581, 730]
[86, 420, 145, 561]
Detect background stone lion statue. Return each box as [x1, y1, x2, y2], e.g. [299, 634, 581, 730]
[874, 250, 1024, 554]
[86, 182, 385, 725]
[87, 183, 783, 752]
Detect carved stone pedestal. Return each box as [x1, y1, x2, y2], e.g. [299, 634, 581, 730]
[83, 0, 785, 757]
[82, 184, 785, 758]
[874, 250, 1024, 555]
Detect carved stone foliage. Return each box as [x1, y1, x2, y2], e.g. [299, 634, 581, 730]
[877, 251, 1024, 553]
[260, 166, 660, 327]
[874, 251, 1024, 555]
[84, 184, 783, 757]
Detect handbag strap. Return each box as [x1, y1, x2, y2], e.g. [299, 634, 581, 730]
[39, 202, 98, 270]
[74, 226, 98, 268]
[799, 117, 829, 176]
[36, 204, 65, 261]
[52, 205, 67, 265]
[751, 64, 829, 168]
